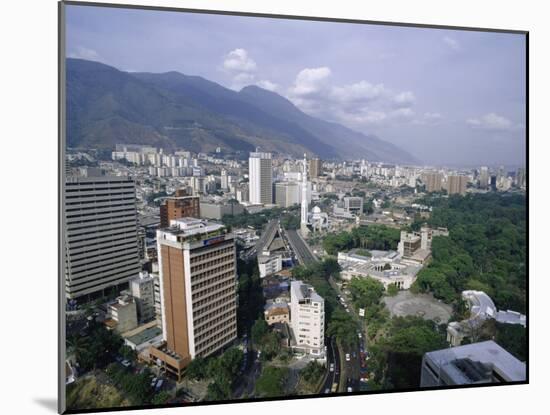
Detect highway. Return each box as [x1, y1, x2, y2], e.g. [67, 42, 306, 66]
[242, 219, 279, 260]
[285, 229, 318, 265]
[321, 337, 340, 394]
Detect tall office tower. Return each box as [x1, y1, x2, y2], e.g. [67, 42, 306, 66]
[300, 155, 309, 229]
[129, 271, 156, 323]
[64, 171, 140, 302]
[479, 166, 489, 189]
[447, 175, 468, 195]
[150, 218, 237, 380]
[275, 181, 300, 208]
[220, 169, 229, 190]
[516, 167, 526, 188]
[424, 173, 443, 192]
[249, 151, 273, 205]
[308, 158, 322, 179]
[159, 188, 200, 228]
[290, 280, 325, 356]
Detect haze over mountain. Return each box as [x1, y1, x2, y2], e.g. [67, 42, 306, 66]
[67, 58, 418, 163]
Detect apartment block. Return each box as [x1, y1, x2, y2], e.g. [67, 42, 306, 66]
[149, 218, 238, 380]
[64, 172, 141, 301]
[290, 280, 325, 356]
[129, 271, 156, 323]
[447, 175, 468, 195]
[159, 188, 200, 228]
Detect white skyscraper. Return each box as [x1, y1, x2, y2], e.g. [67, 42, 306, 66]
[300, 154, 309, 230]
[249, 151, 273, 205]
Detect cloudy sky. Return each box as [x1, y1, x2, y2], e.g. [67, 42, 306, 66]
[66, 4, 526, 167]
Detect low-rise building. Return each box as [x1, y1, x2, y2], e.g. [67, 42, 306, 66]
[108, 295, 138, 334]
[129, 271, 156, 323]
[338, 249, 422, 289]
[264, 303, 290, 326]
[258, 251, 283, 278]
[420, 340, 526, 387]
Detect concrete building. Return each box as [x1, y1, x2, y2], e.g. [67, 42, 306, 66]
[420, 341, 526, 387]
[308, 158, 322, 179]
[275, 181, 300, 208]
[338, 249, 422, 290]
[129, 271, 156, 323]
[199, 201, 244, 220]
[479, 166, 489, 189]
[249, 151, 273, 205]
[159, 189, 200, 228]
[108, 295, 138, 334]
[153, 275, 162, 328]
[258, 251, 283, 278]
[149, 218, 237, 380]
[64, 172, 141, 301]
[424, 173, 443, 192]
[290, 280, 325, 356]
[447, 175, 468, 195]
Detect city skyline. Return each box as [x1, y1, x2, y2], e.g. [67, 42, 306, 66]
[66, 5, 526, 167]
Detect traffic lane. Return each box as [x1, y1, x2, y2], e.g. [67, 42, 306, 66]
[322, 337, 338, 393]
[343, 345, 362, 392]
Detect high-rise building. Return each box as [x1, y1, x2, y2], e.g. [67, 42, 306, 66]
[159, 189, 200, 228]
[149, 218, 237, 380]
[308, 158, 322, 179]
[249, 151, 273, 205]
[129, 271, 156, 323]
[220, 169, 229, 190]
[64, 172, 141, 302]
[301, 155, 309, 231]
[274, 181, 300, 208]
[290, 280, 325, 356]
[447, 175, 468, 195]
[479, 166, 489, 189]
[424, 173, 443, 192]
[516, 168, 526, 189]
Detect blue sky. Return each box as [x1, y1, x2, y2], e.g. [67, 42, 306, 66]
[66, 4, 526, 167]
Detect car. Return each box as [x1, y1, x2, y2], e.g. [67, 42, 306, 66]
[121, 360, 131, 368]
[352, 352, 357, 359]
[357, 332, 362, 339]
[155, 379, 164, 391]
[347, 387, 353, 393]
[345, 353, 350, 362]
[150, 377, 157, 388]
[324, 388, 330, 394]
[329, 363, 335, 372]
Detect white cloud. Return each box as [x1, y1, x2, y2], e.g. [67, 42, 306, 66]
[286, 66, 421, 128]
[290, 67, 331, 97]
[331, 81, 386, 105]
[256, 80, 278, 92]
[413, 112, 443, 125]
[393, 91, 416, 107]
[443, 36, 460, 51]
[69, 46, 101, 61]
[223, 48, 257, 73]
[466, 113, 521, 131]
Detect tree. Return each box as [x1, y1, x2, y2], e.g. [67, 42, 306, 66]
[386, 283, 399, 297]
[151, 391, 172, 405]
[349, 277, 385, 308]
[185, 357, 207, 380]
[251, 319, 269, 346]
[255, 367, 289, 397]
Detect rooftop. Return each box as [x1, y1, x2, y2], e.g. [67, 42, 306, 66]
[291, 280, 324, 303]
[424, 340, 526, 382]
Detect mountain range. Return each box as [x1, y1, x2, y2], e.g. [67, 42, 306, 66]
[66, 58, 418, 163]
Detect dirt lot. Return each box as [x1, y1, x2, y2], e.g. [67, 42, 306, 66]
[383, 291, 452, 323]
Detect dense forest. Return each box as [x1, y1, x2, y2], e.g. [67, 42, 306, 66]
[412, 193, 526, 312]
